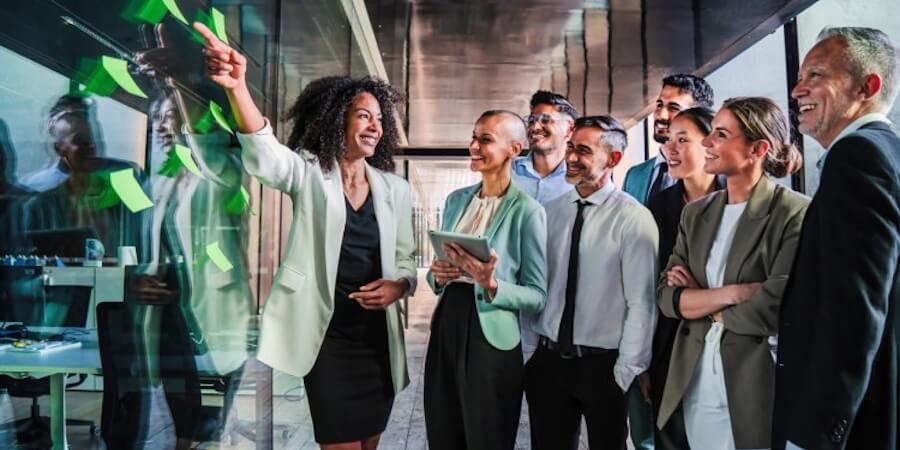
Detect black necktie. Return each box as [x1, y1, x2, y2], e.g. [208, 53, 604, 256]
[648, 163, 669, 200]
[557, 200, 588, 355]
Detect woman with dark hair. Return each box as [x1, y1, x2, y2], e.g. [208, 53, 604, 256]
[196, 23, 416, 450]
[656, 97, 808, 449]
[646, 106, 722, 449]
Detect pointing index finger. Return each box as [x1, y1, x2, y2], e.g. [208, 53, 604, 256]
[193, 22, 222, 47]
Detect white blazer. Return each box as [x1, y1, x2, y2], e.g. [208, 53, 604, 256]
[236, 122, 417, 393]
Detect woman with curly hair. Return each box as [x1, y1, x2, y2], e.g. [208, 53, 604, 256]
[195, 23, 416, 450]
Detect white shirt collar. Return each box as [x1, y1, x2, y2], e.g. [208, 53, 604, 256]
[829, 113, 892, 150]
[817, 113, 892, 170]
[567, 180, 616, 206]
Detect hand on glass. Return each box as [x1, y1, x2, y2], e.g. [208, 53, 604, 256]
[193, 22, 246, 90]
[443, 243, 499, 295]
[349, 278, 409, 310]
[430, 259, 462, 286]
[666, 265, 699, 289]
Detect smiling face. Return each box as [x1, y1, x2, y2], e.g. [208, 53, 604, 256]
[343, 92, 383, 160]
[792, 37, 866, 148]
[701, 109, 756, 176]
[469, 114, 521, 175]
[565, 127, 622, 189]
[153, 96, 182, 148]
[527, 103, 573, 155]
[653, 85, 697, 144]
[50, 113, 97, 172]
[664, 115, 709, 180]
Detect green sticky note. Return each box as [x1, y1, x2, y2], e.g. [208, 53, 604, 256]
[211, 7, 228, 44]
[110, 168, 153, 212]
[158, 150, 182, 177]
[101, 56, 147, 99]
[122, 0, 168, 24]
[206, 242, 233, 272]
[224, 186, 252, 215]
[173, 144, 205, 178]
[162, 0, 188, 24]
[209, 101, 234, 134]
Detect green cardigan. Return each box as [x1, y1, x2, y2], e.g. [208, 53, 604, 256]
[427, 181, 548, 350]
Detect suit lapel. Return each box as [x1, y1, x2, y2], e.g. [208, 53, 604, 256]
[443, 183, 480, 232]
[322, 162, 346, 298]
[693, 192, 726, 288]
[485, 183, 521, 241]
[366, 164, 396, 279]
[723, 177, 776, 284]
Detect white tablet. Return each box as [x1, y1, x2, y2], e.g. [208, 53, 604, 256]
[429, 230, 492, 263]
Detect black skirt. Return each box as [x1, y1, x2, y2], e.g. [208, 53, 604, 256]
[303, 194, 394, 444]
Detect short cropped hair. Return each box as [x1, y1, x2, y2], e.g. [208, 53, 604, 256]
[529, 90, 578, 120]
[817, 26, 900, 110]
[478, 110, 528, 147]
[662, 74, 715, 109]
[573, 115, 628, 153]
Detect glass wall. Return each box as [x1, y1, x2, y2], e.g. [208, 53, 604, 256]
[0, 1, 368, 449]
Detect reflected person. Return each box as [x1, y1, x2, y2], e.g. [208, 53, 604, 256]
[196, 23, 416, 450]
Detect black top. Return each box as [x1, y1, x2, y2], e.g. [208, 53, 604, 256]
[328, 193, 386, 341]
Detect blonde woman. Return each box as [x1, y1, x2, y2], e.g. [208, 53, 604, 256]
[656, 97, 808, 449]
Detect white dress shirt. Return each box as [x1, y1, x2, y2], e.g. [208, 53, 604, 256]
[535, 182, 658, 391]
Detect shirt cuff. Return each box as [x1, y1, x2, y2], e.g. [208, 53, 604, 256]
[612, 361, 638, 393]
[786, 441, 805, 450]
[236, 118, 273, 137]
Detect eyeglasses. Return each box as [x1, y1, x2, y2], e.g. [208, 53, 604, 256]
[525, 113, 565, 127]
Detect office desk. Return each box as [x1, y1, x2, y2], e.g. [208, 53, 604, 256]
[0, 328, 255, 450]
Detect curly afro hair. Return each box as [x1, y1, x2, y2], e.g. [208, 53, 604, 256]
[284, 76, 404, 172]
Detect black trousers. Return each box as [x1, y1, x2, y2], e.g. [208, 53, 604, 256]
[655, 405, 689, 450]
[424, 283, 524, 450]
[525, 344, 627, 450]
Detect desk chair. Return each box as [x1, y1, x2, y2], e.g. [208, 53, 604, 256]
[0, 266, 97, 444]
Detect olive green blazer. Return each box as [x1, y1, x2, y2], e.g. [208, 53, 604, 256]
[656, 176, 809, 449]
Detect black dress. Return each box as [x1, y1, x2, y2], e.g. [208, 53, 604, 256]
[303, 194, 393, 444]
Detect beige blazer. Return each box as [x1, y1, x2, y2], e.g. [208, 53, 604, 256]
[656, 176, 808, 449]
[236, 123, 417, 394]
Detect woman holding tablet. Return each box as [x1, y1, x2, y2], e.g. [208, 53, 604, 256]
[426, 110, 548, 450]
[196, 23, 416, 450]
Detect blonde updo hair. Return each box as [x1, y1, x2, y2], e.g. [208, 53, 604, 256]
[722, 97, 802, 178]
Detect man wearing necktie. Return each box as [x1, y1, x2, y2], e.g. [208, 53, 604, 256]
[526, 116, 658, 449]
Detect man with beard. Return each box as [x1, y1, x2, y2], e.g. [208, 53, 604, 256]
[526, 116, 657, 450]
[512, 90, 578, 363]
[623, 74, 714, 205]
[620, 74, 712, 450]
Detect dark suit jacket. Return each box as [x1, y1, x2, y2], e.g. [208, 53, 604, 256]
[657, 176, 809, 448]
[773, 121, 900, 450]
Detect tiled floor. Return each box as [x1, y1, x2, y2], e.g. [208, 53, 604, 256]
[3, 271, 608, 449]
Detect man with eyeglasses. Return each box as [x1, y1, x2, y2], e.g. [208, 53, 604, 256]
[526, 115, 657, 450]
[623, 74, 714, 205]
[512, 91, 578, 363]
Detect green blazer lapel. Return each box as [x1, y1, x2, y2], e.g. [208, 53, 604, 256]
[723, 176, 776, 284]
[693, 192, 727, 288]
[443, 183, 481, 232]
[485, 183, 523, 241]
